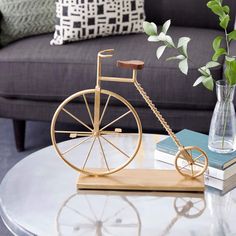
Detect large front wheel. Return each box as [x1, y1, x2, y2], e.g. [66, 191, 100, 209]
[51, 89, 142, 176]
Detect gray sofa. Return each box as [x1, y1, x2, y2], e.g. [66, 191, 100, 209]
[0, 0, 235, 151]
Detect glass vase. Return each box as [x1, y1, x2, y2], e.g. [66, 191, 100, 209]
[208, 80, 236, 153]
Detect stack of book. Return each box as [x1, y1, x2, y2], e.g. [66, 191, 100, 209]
[154, 129, 236, 194]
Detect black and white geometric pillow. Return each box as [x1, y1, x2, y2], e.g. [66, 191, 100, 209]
[50, 0, 145, 45]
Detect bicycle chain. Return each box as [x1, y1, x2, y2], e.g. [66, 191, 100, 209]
[134, 81, 182, 148]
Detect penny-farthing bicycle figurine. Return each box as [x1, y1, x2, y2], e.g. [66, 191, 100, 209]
[51, 49, 208, 178]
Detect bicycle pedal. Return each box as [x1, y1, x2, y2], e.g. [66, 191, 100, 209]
[69, 134, 77, 138]
[115, 128, 122, 133]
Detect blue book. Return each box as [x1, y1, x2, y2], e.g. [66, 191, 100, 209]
[155, 129, 236, 180]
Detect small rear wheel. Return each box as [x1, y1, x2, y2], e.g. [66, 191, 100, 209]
[175, 146, 208, 178]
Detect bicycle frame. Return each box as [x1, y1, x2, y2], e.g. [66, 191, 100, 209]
[94, 49, 209, 175]
[93, 49, 138, 135]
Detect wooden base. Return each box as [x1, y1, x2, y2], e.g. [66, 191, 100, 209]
[77, 169, 205, 192]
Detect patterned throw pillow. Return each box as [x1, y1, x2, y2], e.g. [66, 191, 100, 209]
[51, 0, 145, 45]
[0, 0, 56, 46]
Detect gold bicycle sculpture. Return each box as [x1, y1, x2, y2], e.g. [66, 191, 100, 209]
[51, 49, 208, 179]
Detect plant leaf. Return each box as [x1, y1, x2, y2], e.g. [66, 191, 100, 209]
[220, 14, 230, 29]
[143, 21, 157, 36]
[166, 55, 185, 61]
[156, 45, 167, 59]
[202, 76, 214, 91]
[157, 32, 167, 41]
[230, 61, 236, 85]
[177, 37, 191, 57]
[151, 22, 158, 34]
[198, 66, 211, 77]
[213, 36, 223, 51]
[206, 61, 221, 68]
[228, 30, 236, 41]
[208, 4, 225, 17]
[223, 5, 230, 14]
[148, 36, 159, 42]
[225, 59, 236, 85]
[215, 0, 223, 4]
[178, 58, 188, 75]
[193, 76, 206, 87]
[177, 37, 191, 48]
[162, 20, 171, 34]
[207, 1, 219, 9]
[212, 48, 226, 61]
[165, 35, 175, 47]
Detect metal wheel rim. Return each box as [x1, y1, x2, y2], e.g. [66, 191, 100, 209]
[175, 146, 208, 178]
[51, 89, 142, 176]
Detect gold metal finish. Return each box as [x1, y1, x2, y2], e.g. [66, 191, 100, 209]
[134, 81, 181, 148]
[51, 89, 142, 176]
[175, 146, 208, 178]
[51, 49, 208, 178]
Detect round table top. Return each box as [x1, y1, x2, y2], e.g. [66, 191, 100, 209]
[0, 134, 236, 236]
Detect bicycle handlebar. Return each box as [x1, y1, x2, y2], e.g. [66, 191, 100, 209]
[98, 49, 114, 58]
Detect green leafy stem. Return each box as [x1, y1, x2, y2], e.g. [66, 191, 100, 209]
[143, 0, 236, 150]
[143, 0, 236, 91]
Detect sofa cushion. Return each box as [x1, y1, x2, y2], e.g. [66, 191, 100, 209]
[51, 0, 145, 45]
[0, 27, 225, 110]
[0, 0, 56, 46]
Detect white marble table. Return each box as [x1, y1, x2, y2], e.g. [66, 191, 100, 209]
[0, 134, 236, 236]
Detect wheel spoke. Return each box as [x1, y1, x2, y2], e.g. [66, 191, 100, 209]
[190, 164, 194, 176]
[179, 154, 188, 162]
[100, 196, 109, 220]
[100, 130, 122, 135]
[193, 206, 201, 212]
[98, 137, 110, 171]
[193, 199, 203, 204]
[99, 95, 111, 124]
[65, 205, 94, 223]
[55, 130, 92, 136]
[83, 94, 94, 127]
[179, 198, 188, 203]
[107, 223, 139, 227]
[86, 195, 98, 221]
[59, 223, 94, 228]
[100, 110, 131, 132]
[104, 206, 127, 223]
[101, 136, 130, 159]
[62, 108, 93, 132]
[179, 162, 191, 171]
[82, 137, 96, 169]
[176, 203, 188, 210]
[62, 136, 92, 155]
[193, 154, 204, 162]
[193, 162, 204, 168]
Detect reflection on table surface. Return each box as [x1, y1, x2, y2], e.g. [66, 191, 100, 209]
[56, 189, 236, 236]
[1, 134, 236, 236]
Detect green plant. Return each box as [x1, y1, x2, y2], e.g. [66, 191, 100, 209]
[143, 0, 236, 91]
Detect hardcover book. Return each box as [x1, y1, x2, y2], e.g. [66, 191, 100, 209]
[154, 160, 236, 193]
[155, 129, 236, 180]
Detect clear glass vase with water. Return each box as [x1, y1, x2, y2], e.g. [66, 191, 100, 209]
[208, 80, 236, 153]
